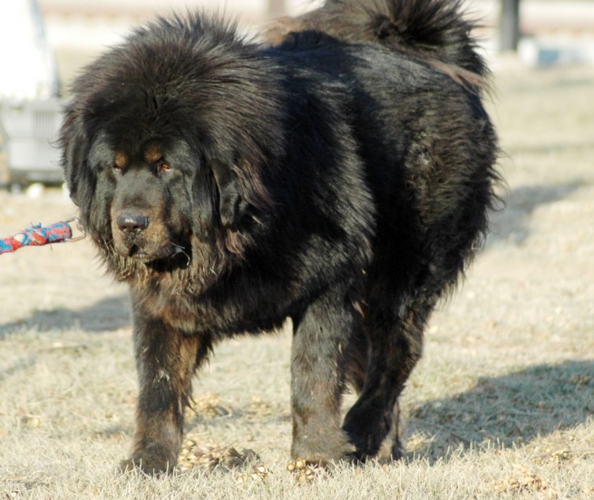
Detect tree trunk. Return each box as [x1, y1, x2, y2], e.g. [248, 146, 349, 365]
[500, 0, 521, 52]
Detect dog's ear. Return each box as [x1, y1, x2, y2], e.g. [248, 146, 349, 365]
[59, 106, 85, 204]
[59, 105, 97, 216]
[211, 161, 247, 230]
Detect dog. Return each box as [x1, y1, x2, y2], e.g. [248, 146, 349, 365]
[60, 0, 499, 473]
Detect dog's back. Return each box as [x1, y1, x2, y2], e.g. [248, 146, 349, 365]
[268, 0, 498, 295]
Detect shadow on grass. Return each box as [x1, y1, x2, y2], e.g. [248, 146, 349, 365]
[405, 360, 594, 462]
[0, 295, 130, 337]
[487, 180, 584, 246]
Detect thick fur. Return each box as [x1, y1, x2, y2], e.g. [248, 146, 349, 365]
[60, 0, 499, 473]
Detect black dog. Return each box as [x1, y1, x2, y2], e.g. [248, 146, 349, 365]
[60, 0, 499, 473]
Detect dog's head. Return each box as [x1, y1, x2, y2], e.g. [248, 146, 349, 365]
[60, 13, 285, 282]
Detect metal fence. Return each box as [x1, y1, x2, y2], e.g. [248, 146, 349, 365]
[0, 99, 65, 185]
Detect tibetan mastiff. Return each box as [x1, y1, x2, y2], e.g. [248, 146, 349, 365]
[60, 0, 499, 473]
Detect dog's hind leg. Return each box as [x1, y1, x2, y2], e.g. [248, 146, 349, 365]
[342, 287, 434, 460]
[343, 312, 369, 395]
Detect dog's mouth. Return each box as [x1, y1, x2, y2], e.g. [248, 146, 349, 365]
[127, 245, 150, 261]
[124, 241, 191, 268]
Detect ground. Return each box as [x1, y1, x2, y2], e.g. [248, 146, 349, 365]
[0, 62, 593, 499]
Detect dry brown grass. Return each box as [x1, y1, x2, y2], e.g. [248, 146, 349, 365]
[1, 62, 594, 499]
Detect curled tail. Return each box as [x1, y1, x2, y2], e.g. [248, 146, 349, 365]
[267, 0, 487, 83]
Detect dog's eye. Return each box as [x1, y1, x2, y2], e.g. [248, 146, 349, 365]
[158, 161, 173, 175]
[112, 164, 123, 174]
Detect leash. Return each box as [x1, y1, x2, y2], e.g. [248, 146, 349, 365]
[0, 218, 85, 255]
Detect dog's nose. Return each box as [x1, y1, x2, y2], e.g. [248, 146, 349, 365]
[117, 213, 149, 233]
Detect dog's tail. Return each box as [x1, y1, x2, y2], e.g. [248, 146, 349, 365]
[267, 0, 487, 86]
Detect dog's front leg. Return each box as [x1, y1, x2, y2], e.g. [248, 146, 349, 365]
[120, 299, 207, 474]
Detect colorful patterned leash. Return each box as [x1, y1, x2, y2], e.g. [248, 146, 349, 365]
[0, 219, 85, 255]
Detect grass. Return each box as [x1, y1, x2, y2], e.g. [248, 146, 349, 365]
[1, 62, 594, 498]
